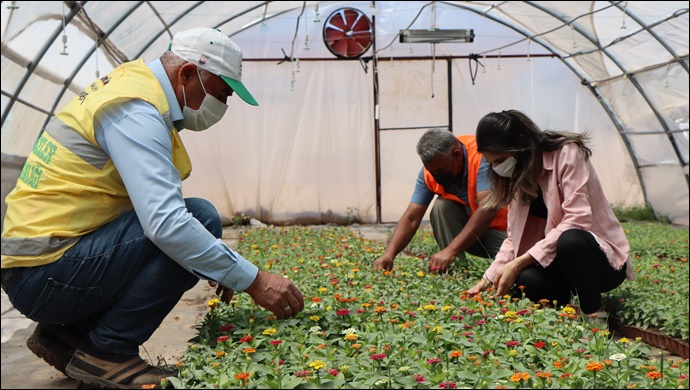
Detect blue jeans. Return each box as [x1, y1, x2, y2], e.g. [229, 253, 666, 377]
[4, 198, 220, 355]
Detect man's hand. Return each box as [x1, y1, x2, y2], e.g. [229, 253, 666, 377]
[427, 248, 456, 274]
[372, 253, 394, 272]
[207, 281, 234, 303]
[244, 270, 305, 319]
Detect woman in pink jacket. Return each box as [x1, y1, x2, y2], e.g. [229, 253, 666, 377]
[468, 110, 634, 315]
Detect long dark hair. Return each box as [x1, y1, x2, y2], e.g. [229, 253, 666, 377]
[476, 110, 592, 209]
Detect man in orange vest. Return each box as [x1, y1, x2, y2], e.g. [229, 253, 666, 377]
[373, 128, 508, 274]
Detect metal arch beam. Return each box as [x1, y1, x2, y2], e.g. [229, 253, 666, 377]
[609, 3, 688, 73]
[441, 1, 648, 201]
[34, 1, 147, 140]
[35, 1, 209, 139]
[526, 1, 688, 186]
[0, 0, 85, 127]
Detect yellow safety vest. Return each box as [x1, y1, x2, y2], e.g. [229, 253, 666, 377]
[1, 59, 192, 268]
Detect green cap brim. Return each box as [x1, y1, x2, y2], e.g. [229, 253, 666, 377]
[220, 75, 258, 106]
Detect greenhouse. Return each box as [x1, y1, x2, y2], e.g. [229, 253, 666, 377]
[1, 1, 688, 389]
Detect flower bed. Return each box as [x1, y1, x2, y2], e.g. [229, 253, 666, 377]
[170, 225, 689, 389]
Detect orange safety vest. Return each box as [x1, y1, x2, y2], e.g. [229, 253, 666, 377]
[423, 135, 508, 230]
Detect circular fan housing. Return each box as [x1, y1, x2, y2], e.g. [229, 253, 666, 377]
[323, 8, 373, 59]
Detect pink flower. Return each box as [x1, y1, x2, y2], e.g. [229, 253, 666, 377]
[326, 368, 339, 377]
[439, 382, 457, 389]
[216, 335, 230, 343]
[369, 353, 387, 361]
[426, 357, 441, 365]
[506, 340, 520, 347]
[270, 339, 283, 347]
[336, 308, 350, 316]
[356, 308, 365, 314]
[475, 319, 486, 325]
[413, 374, 426, 383]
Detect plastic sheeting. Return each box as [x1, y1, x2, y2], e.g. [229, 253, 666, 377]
[2, 1, 688, 226]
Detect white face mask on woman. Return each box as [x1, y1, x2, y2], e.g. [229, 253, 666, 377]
[493, 156, 517, 177]
[182, 68, 228, 131]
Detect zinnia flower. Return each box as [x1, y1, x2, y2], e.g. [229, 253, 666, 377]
[586, 362, 604, 371]
[510, 372, 530, 382]
[309, 360, 327, 370]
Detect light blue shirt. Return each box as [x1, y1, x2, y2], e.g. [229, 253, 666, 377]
[93, 58, 258, 291]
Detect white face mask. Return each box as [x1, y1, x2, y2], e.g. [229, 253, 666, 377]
[182, 68, 228, 131]
[493, 156, 517, 177]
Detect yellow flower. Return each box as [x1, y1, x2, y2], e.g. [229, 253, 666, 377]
[263, 328, 277, 336]
[505, 311, 517, 318]
[441, 305, 452, 311]
[562, 306, 576, 315]
[423, 304, 437, 311]
[417, 271, 425, 277]
[619, 337, 630, 343]
[309, 360, 327, 370]
[509, 349, 518, 356]
[344, 333, 359, 341]
[310, 315, 321, 321]
[207, 298, 221, 308]
[318, 287, 328, 293]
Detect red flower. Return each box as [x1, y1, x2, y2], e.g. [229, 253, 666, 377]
[413, 374, 426, 383]
[534, 341, 546, 349]
[336, 308, 350, 316]
[220, 323, 234, 332]
[240, 335, 254, 343]
[216, 335, 230, 343]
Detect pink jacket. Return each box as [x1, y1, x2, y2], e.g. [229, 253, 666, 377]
[484, 143, 635, 283]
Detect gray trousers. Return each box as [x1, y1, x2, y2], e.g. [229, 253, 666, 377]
[429, 197, 507, 260]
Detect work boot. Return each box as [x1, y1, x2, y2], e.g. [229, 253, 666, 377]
[26, 323, 82, 375]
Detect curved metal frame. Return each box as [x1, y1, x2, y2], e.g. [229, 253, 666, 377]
[2, 0, 688, 214]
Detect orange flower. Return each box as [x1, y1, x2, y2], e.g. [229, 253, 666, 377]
[646, 371, 662, 379]
[449, 350, 463, 358]
[510, 372, 530, 382]
[215, 351, 226, 357]
[242, 347, 256, 354]
[235, 372, 250, 381]
[586, 362, 604, 372]
[535, 371, 552, 379]
[141, 385, 156, 389]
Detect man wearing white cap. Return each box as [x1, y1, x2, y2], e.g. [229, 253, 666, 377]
[1, 27, 304, 388]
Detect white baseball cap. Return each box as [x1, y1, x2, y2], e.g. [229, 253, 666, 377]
[170, 27, 258, 106]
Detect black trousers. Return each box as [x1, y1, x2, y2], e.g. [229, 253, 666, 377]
[515, 229, 627, 314]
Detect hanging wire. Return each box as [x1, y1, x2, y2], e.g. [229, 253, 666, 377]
[621, 1, 628, 29]
[261, 3, 269, 32]
[374, 1, 435, 55]
[468, 54, 484, 85]
[313, 2, 321, 22]
[60, 2, 69, 55]
[496, 50, 502, 71]
[303, 6, 310, 50]
[287, 1, 307, 61]
[664, 64, 670, 88]
[570, 23, 578, 48]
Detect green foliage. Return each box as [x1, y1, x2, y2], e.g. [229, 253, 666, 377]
[602, 222, 689, 342]
[345, 207, 360, 225]
[174, 225, 689, 389]
[232, 213, 251, 227]
[612, 204, 671, 224]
